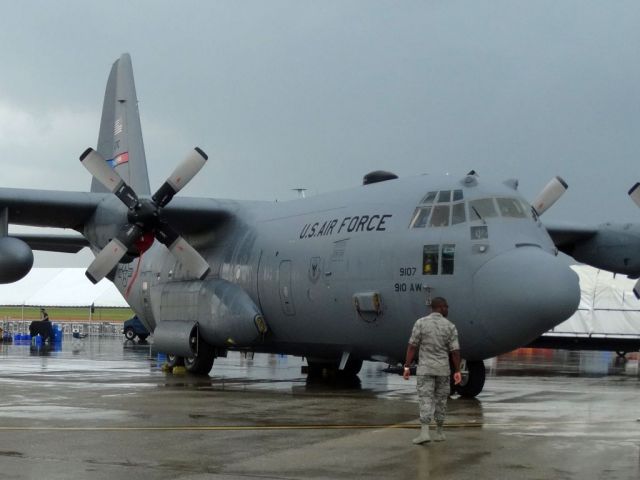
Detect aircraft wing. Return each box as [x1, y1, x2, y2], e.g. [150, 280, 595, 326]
[542, 221, 598, 248]
[0, 188, 107, 229]
[0, 187, 240, 239]
[162, 197, 247, 235]
[15, 234, 89, 253]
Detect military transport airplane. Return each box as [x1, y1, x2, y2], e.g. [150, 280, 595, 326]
[1, 54, 638, 397]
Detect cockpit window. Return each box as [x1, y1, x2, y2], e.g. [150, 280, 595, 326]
[437, 190, 451, 203]
[429, 205, 450, 227]
[420, 191, 437, 204]
[519, 199, 534, 219]
[409, 206, 432, 228]
[451, 202, 466, 225]
[411, 189, 467, 229]
[496, 198, 527, 218]
[468, 198, 498, 220]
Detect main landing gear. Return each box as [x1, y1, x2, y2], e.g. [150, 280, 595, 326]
[305, 357, 364, 378]
[165, 340, 216, 375]
[452, 360, 486, 398]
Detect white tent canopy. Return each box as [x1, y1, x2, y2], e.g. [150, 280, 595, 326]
[547, 265, 640, 338]
[0, 268, 127, 307]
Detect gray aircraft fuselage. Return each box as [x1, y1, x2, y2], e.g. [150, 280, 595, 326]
[98, 172, 579, 364]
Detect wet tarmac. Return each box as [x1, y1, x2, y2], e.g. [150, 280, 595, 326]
[0, 337, 639, 479]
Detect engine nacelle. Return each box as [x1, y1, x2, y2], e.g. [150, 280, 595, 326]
[153, 278, 268, 352]
[568, 223, 640, 276]
[153, 320, 199, 357]
[0, 237, 34, 283]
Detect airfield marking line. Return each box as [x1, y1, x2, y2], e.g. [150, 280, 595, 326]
[0, 425, 411, 432]
[0, 419, 635, 432]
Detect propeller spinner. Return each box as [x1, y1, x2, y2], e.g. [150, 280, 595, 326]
[80, 147, 211, 284]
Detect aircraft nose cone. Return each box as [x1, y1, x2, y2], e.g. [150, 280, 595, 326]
[472, 247, 580, 357]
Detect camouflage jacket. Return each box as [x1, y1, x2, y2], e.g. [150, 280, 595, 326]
[408, 312, 459, 376]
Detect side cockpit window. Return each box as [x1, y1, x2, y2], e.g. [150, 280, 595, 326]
[468, 198, 498, 221]
[496, 198, 527, 218]
[468, 197, 534, 222]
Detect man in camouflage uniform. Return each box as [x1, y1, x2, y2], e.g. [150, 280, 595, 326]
[403, 296, 461, 444]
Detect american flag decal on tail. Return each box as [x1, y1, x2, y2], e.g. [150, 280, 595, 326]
[107, 152, 129, 168]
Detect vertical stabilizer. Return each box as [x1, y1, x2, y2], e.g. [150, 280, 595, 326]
[92, 54, 151, 194]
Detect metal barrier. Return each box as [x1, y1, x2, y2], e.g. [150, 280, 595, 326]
[0, 319, 123, 337]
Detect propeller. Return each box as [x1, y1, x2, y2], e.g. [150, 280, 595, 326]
[627, 183, 640, 298]
[80, 147, 211, 284]
[532, 176, 568, 216]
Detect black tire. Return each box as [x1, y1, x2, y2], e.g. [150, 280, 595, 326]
[306, 360, 329, 378]
[137, 334, 148, 342]
[340, 357, 363, 376]
[306, 357, 363, 378]
[455, 360, 486, 398]
[166, 355, 184, 368]
[124, 328, 136, 341]
[184, 345, 215, 375]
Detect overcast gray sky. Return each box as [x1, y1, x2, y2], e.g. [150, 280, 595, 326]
[1, 1, 639, 266]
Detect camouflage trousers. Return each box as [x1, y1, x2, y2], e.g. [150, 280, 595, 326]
[416, 375, 449, 425]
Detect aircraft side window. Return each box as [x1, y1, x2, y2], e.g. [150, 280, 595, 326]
[518, 199, 534, 219]
[429, 205, 450, 227]
[409, 206, 432, 228]
[420, 191, 437, 204]
[437, 190, 451, 203]
[468, 198, 498, 220]
[496, 198, 527, 218]
[451, 202, 466, 225]
[442, 244, 455, 274]
[453, 189, 463, 201]
[422, 245, 439, 275]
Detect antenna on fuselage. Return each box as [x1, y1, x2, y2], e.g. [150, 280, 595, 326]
[292, 188, 307, 199]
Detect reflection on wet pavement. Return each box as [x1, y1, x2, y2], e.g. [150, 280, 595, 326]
[0, 337, 638, 479]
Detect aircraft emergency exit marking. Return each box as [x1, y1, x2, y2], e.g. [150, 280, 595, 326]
[299, 214, 392, 239]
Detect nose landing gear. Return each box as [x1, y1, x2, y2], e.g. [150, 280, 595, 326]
[452, 359, 486, 397]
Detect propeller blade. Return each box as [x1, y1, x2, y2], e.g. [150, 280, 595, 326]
[634, 278, 640, 300]
[628, 183, 640, 209]
[152, 147, 208, 207]
[80, 148, 139, 209]
[532, 176, 568, 216]
[155, 224, 210, 280]
[85, 224, 142, 284]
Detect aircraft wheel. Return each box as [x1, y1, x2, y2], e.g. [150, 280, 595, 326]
[306, 358, 363, 377]
[340, 357, 363, 376]
[306, 360, 327, 377]
[184, 345, 215, 375]
[455, 360, 485, 398]
[124, 328, 136, 341]
[166, 354, 184, 368]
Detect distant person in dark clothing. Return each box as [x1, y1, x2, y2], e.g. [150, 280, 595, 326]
[40, 308, 49, 321]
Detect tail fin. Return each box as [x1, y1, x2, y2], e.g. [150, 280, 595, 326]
[92, 53, 151, 195]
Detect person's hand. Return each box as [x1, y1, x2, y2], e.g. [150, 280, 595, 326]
[453, 371, 462, 385]
[403, 367, 411, 380]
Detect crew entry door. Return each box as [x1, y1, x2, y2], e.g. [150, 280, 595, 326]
[279, 260, 296, 316]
